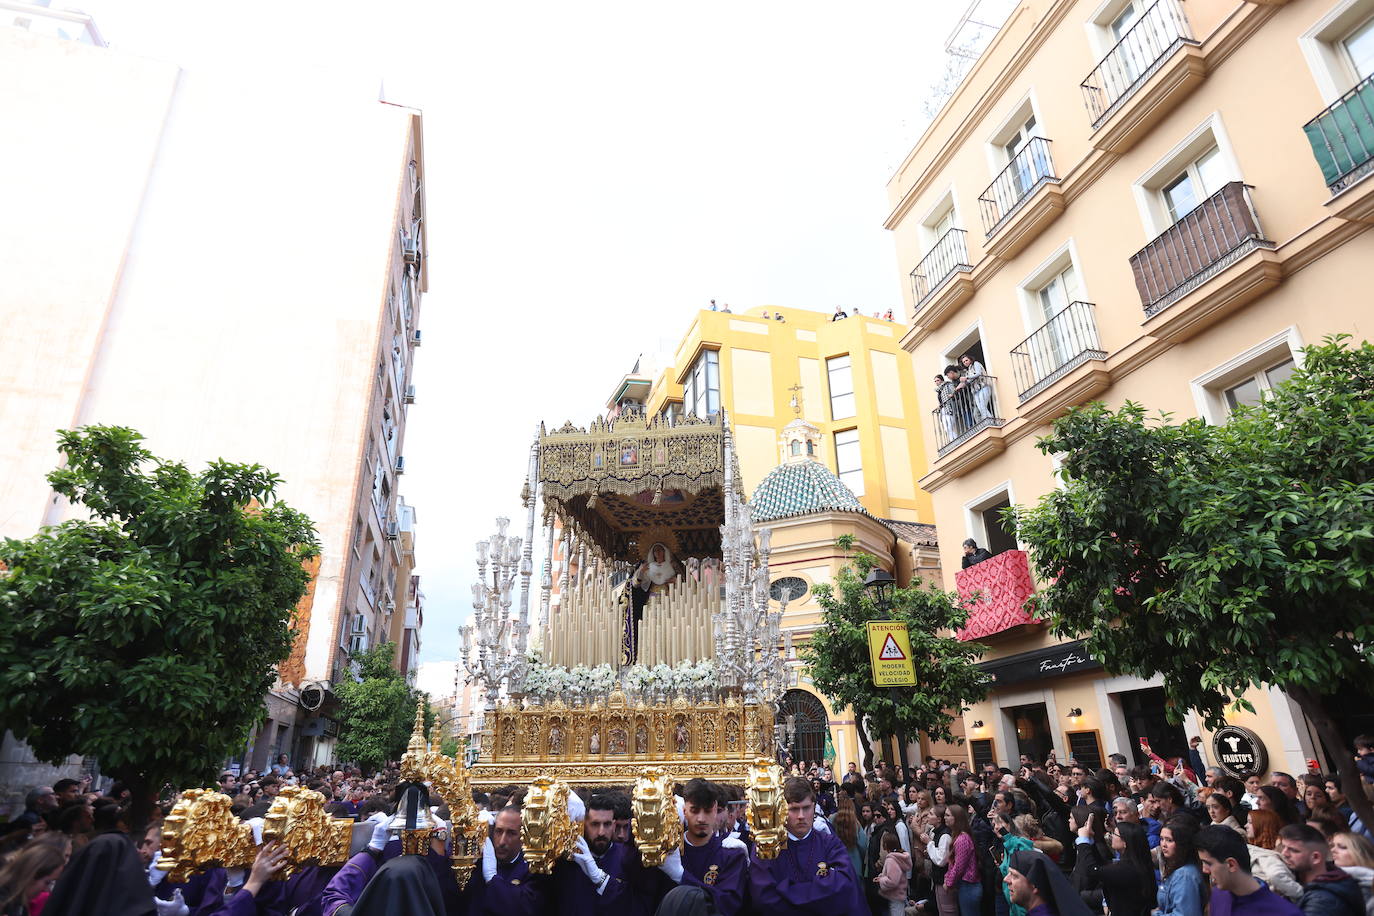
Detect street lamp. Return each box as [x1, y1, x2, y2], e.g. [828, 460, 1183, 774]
[862, 565, 908, 775]
[863, 567, 896, 611]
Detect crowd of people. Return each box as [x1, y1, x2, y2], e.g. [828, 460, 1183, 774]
[2, 736, 1372, 916]
[934, 353, 995, 441]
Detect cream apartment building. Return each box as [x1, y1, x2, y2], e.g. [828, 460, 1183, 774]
[0, 15, 428, 770]
[888, 0, 1372, 773]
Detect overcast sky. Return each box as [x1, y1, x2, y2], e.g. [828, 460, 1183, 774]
[77, 0, 978, 696]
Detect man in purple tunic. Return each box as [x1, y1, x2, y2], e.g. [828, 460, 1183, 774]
[472, 804, 547, 915]
[552, 793, 646, 915]
[748, 776, 865, 916]
[656, 779, 748, 916]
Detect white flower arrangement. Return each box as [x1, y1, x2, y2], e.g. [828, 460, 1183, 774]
[519, 658, 718, 699]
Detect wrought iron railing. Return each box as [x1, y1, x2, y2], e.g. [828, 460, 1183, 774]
[1129, 181, 1272, 317]
[1303, 72, 1374, 195]
[931, 374, 1004, 454]
[979, 138, 1057, 236]
[1009, 301, 1107, 401]
[1081, 0, 1194, 126]
[910, 228, 972, 309]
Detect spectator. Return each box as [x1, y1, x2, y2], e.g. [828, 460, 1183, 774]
[883, 308, 894, 321]
[12, 790, 56, 832]
[1069, 807, 1108, 911]
[945, 804, 981, 916]
[0, 840, 66, 916]
[762, 310, 771, 319]
[1280, 824, 1365, 916]
[774, 312, 785, 322]
[962, 539, 994, 569]
[1188, 737, 1208, 782]
[1196, 824, 1304, 916]
[1246, 776, 1266, 810]
[919, 805, 955, 916]
[832, 798, 863, 879]
[1153, 782, 1192, 825]
[938, 366, 971, 440]
[51, 781, 81, 809]
[720, 303, 732, 313]
[876, 829, 910, 916]
[832, 306, 847, 321]
[709, 299, 718, 311]
[1355, 737, 1374, 790]
[1262, 786, 1304, 826]
[958, 354, 993, 421]
[1275, 774, 1309, 818]
[1208, 792, 1248, 838]
[1246, 808, 1305, 902]
[270, 754, 291, 778]
[1100, 821, 1157, 916]
[1015, 815, 1064, 864]
[1159, 819, 1208, 916]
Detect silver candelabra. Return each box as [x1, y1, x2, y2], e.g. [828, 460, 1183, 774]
[459, 517, 529, 711]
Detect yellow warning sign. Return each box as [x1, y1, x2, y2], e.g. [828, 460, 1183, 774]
[867, 621, 916, 687]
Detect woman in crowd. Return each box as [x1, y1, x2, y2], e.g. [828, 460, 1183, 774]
[858, 801, 876, 878]
[991, 814, 1032, 916]
[1204, 791, 1246, 837]
[876, 829, 912, 916]
[919, 806, 956, 916]
[833, 798, 864, 880]
[944, 804, 981, 916]
[884, 797, 912, 860]
[1157, 819, 1206, 916]
[1331, 831, 1374, 916]
[1099, 821, 1156, 916]
[1068, 808, 1108, 911]
[1258, 786, 1302, 825]
[0, 841, 66, 916]
[1014, 815, 1064, 864]
[1245, 808, 1302, 902]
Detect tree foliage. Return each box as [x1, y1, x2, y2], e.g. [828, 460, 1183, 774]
[1012, 336, 1374, 827]
[0, 426, 319, 825]
[802, 545, 990, 750]
[333, 641, 431, 773]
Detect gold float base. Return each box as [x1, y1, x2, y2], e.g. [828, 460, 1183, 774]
[470, 758, 760, 788]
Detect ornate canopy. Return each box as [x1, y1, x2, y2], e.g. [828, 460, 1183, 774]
[538, 412, 734, 562]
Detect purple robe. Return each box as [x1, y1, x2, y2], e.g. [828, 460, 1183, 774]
[321, 852, 382, 916]
[748, 828, 865, 916]
[680, 834, 748, 916]
[472, 852, 547, 916]
[552, 841, 646, 916]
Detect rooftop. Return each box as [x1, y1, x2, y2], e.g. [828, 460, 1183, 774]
[750, 458, 872, 523]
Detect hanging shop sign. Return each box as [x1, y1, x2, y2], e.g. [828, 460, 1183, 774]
[978, 639, 1103, 688]
[1212, 724, 1267, 778]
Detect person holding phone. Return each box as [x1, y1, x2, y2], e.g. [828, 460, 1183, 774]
[1070, 808, 1109, 911]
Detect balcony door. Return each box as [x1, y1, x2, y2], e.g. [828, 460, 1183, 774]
[1029, 263, 1081, 382]
[1004, 114, 1042, 198]
[1161, 146, 1226, 223]
[1343, 14, 1374, 82]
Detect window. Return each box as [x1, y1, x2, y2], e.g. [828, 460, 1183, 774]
[769, 576, 809, 603]
[348, 614, 369, 655]
[1036, 263, 1081, 323]
[834, 428, 864, 497]
[1004, 113, 1038, 163]
[1345, 14, 1374, 79]
[1110, 1, 1142, 40]
[964, 483, 1017, 558]
[684, 350, 720, 417]
[1161, 146, 1226, 223]
[1223, 357, 1296, 411]
[827, 355, 855, 420]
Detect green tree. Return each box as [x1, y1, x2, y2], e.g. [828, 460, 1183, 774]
[0, 426, 318, 830]
[1012, 337, 1374, 830]
[334, 641, 431, 772]
[803, 544, 989, 770]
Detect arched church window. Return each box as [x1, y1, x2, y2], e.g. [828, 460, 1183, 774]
[769, 576, 808, 603]
[790, 441, 801, 456]
[779, 689, 828, 765]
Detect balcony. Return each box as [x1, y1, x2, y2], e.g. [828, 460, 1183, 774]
[932, 374, 1005, 457]
[1009, 302, 1110, 422]
[979, 138, 1065, 259]
[1080, 0, 1204, 154]
[956, 549, 1037, 641]
[1130, 181, 1280, 341]
[1303, 73, 1374, 223]
[909, 228, 975, 328]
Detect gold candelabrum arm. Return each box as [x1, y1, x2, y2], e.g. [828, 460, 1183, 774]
[631, 768, 682, 867]
[746, 757, 787, 861]
[520, 777, 578, 874]
[399, 698, 486, 890]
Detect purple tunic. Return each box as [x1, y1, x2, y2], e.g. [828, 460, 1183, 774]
[748, 828, 866, 916]
[320, 852, 382, 916]
[552, 841, 644, 916]
[680, 834, 748, 916]
[472, 853, 547, 916]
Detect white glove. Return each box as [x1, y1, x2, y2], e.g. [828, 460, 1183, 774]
[813, 816, 831, 834]
[368, 818, 392, 852]
[482, 837, 498, 882]
[572, 837, 609, 891]
[225, 869, 246, 889]
[676, 795, 686, 826]
[722, 833, 747, 851]
[658, 847, 684, 883]
[147, 863, 168, 887]
[154, 889, 188, 916]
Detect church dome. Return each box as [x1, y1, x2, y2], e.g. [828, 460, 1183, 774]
[749, 459, 872, 523]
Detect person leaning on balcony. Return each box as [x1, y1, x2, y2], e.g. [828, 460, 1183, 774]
[961, 539, 993, 569]
[959, 354, 993, 421]
[833, 306, 847, 321]
[940, 367, 972, 439]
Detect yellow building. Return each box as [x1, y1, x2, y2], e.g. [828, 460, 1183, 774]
[643, 307, 934, 523]
[885, 0, 1371, 774]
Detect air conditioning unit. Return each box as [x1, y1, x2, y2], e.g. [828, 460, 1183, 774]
[412, 329, 422, 347]
[402, 236, 422, 266]
[404, 385, 416, 405]
[394, 455, 406, 474]
[385, 519, 400, 540]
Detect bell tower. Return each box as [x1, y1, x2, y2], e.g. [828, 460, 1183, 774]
[777, 418, 821, 465]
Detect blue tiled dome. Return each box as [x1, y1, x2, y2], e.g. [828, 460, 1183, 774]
[750, 459, 871, 523]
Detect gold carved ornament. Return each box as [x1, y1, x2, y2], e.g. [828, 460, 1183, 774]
[520, 777, 578, 875]
[400, 701, 485, 890]
[261, 787, 353, 879]
[631, 768, 682, 867]
[746, 758, 787, 861]
[155, 790, 260, 883]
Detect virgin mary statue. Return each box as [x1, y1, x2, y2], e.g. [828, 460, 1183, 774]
[619, 543, 681, 665]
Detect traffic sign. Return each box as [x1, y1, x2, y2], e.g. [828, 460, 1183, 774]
[866, 621, 916, 686]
